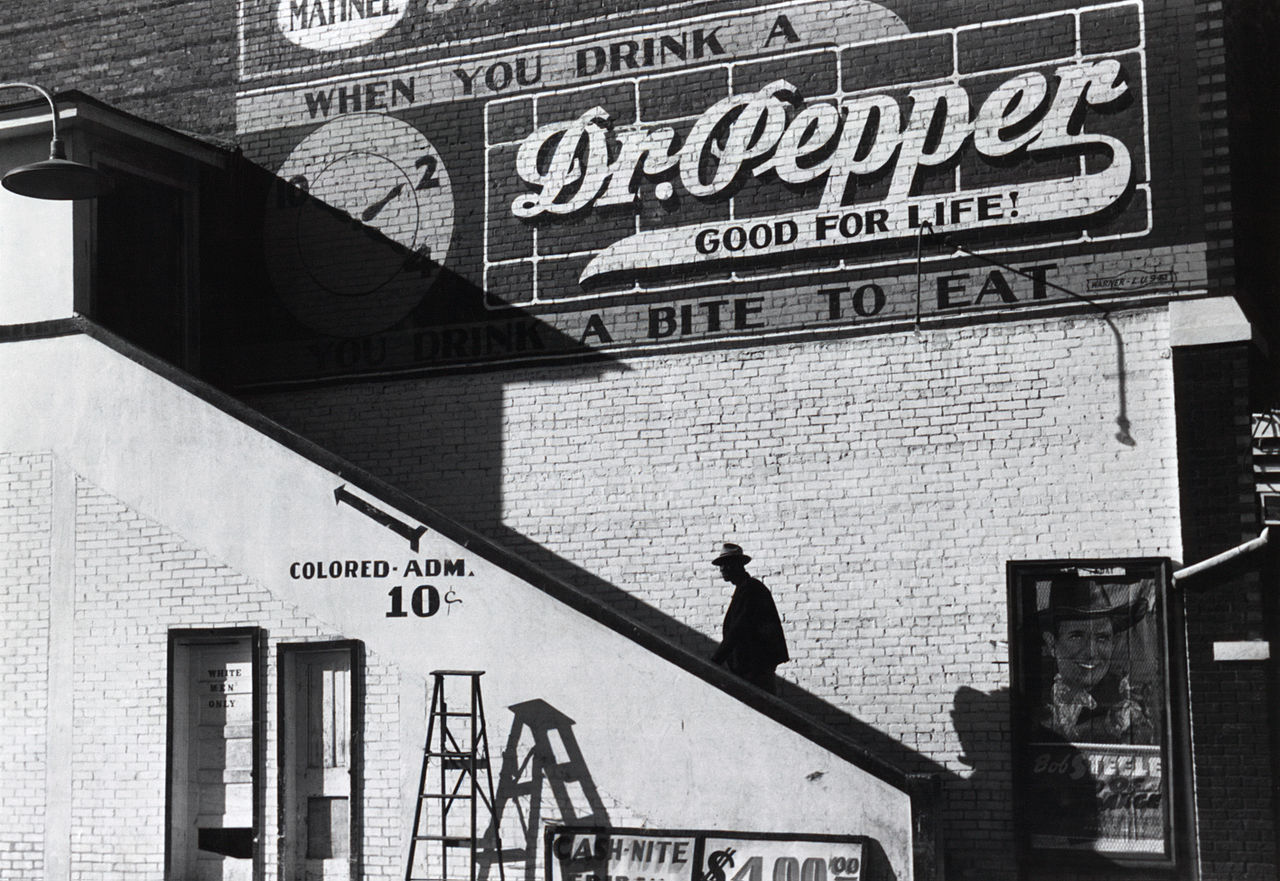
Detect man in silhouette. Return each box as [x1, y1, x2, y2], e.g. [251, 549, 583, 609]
[710, 543, 789, 694]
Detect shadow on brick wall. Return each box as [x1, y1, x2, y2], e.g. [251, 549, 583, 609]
[484, 699, 611, 881]
[197, 152, 624, 389]
[491, 524, 957, 781]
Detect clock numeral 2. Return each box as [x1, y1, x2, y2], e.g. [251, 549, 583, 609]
[415, 153, 440, 190]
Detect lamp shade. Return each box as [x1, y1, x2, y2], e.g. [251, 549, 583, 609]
[0, 83, 113, 200]
[3, 156, 113, 200]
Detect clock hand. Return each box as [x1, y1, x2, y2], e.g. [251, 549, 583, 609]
[361, 183, 404, 222]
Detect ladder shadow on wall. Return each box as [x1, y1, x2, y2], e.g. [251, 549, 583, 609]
[480, 699, 610, 881]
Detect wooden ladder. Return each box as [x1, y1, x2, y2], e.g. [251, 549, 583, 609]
[405, 670, 505, 881]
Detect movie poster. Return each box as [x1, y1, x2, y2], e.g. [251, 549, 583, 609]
[1008, 560, 1174, 862]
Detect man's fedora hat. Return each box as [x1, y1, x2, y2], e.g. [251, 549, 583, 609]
[1041, 575, 1151, 633]
[713, 543, 751, 566]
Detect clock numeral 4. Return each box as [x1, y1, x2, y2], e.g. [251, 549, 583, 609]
[403, 244, 434, 276]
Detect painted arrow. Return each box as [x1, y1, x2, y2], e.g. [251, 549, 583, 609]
[333, 485, 428, 552]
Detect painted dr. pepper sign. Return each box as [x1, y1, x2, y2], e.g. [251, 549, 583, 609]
[233, 0, 1205, 382]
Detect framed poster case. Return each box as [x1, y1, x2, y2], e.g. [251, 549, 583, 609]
[1007, 558, 1194, 875]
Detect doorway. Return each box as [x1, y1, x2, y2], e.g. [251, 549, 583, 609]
[167, 629, 261, 881]
[278, 641, 364, 881]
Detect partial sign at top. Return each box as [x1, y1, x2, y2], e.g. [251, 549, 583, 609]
[229, 0, 1207, 384]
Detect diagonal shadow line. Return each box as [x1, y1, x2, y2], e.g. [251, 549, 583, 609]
[66, 303, 953, 871]
[489, 524, 956, 781]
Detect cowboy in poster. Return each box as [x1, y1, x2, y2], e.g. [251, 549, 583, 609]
[1037, 577, 1157, 745]
[1023, 572, 1166, 856]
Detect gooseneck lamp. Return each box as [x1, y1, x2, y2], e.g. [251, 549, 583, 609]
[0, 82, 112, 200]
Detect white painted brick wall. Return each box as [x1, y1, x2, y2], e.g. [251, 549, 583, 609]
[258, 310, 1179, 737]
[0, 453, 52, 880]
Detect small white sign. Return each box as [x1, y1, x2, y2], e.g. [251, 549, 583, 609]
[277, 0, 407, 51]
[1213, 641, 1271, 662]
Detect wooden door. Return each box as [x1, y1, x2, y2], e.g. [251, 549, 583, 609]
[168, 632, 257, 881]
[281, 644, 360, 881]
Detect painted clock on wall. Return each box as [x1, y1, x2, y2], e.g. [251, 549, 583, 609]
[263, 113, 455, 338]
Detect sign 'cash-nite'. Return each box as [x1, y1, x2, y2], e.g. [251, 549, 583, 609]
[510, 59, 1136, 284]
